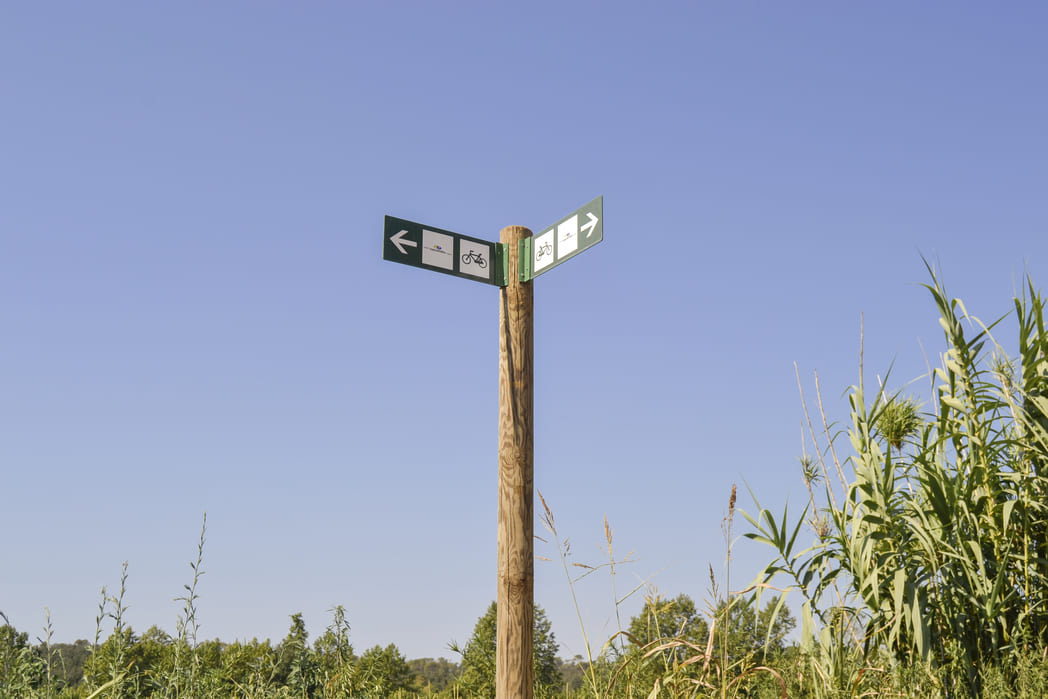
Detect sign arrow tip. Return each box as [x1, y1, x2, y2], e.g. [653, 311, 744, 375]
[581, 212, 599, 238]
[390, 229, 418, 255]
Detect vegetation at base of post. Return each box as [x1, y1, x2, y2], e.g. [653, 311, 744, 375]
[8, 265, 1048, 697]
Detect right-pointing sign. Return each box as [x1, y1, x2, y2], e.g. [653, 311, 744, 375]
[520, 195, 603, 281]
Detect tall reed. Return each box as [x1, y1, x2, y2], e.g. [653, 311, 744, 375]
[744, 265, 1048, 695]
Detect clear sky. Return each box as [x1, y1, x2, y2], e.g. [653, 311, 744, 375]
[3, 2, 1047, 661]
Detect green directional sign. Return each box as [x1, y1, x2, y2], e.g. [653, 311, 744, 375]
[520, 196, 603, 281]
[383, 216, 506, 286]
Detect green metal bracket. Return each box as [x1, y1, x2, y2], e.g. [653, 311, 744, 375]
[518, 237, 533, 282]
[494, 242, 509, 287]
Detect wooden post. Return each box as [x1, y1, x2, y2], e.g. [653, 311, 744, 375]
[497, 225, 534, 699]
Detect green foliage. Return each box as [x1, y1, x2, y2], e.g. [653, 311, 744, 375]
[48, 639, 91, 688]
[83, 628, 137, 698]
[219, 638, 278, 697]
[83, 562, 136, 699]
[354, 643, 415, 697]
[454, 604, 496, 697]
[709, 595, 795, 666]
[1, 615, 45, 696]
[454, 601, 562, 698]
[627, 594, 709, 653]
[407, 657, 459, 693]
[313, 605, 356, 696]
[272, 612, 318, 693]
[167, 512, 207, 697]
[614, 592, 709, 696]
[606, 590, 792, 699]
[745, 266, 1048, 695]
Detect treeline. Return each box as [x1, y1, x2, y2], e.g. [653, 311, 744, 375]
[0, 593, 795, 698]
[2, 607, 467, 697]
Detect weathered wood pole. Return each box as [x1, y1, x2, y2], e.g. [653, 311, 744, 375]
[497, 225, 534, 699]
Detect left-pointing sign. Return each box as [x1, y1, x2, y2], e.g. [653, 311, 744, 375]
[383, 216, 505, 286]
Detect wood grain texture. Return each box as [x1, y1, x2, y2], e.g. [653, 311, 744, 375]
[497, 225, 534, 699]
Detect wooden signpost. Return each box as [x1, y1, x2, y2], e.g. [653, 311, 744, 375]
[497, 224, 535, 698]
[383, 198, 602, 699]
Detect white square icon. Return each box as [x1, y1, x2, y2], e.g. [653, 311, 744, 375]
[533, 230, 555, 272]
[459, 241, 490, 278]
[557, 215, 578, 258]
[422, 230, 454, 270]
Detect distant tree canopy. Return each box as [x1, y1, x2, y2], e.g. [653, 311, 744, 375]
[355, 643, 415, 695]
[712, 595, 796, 664]
[613, 591, 797, 696]
[0, 609, 425, 699]
[408, 656, 459, 692]
[627, 593, 709, 652]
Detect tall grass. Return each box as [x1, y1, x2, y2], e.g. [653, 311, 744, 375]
[744, 265, 1048, 696]
[538, 488, 789, 699]
[537, 490, 642, 697]
[168, 512, 206, 696]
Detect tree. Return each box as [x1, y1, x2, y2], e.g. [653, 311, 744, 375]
[272, 612, 318, 695]
[1, 619, 44, 696]
[407, 657, 459, 692]
[134, 625, 174, 692]
[46, 639, 91, 688]
[355, 643, 415, 696]
[83, 626, 138, 698]
[711, 594, 795, 664]
[618, 593, 710, 695]
[220, 639, 276, 695]
[314, 605, 356, 695]
[626, 593, 709, 654]
[555, 655, 587, 693]
[455, 601, 562, 697]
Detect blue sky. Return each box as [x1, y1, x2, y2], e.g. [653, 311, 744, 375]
[3, 2, 1047, 661]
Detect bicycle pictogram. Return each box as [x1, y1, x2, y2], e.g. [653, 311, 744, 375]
[536, 242, 553, 260]
[462, 250, 487, 268]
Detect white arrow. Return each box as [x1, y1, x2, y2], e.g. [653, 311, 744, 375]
[581, 212, 599, 238]
[390, 229, 417, 255]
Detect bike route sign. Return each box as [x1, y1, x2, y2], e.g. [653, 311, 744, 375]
[520, 196, 603, 281]
[383, 216, 506, 286]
